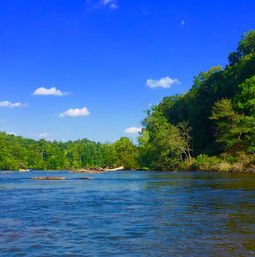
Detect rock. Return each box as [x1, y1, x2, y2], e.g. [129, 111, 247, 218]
[79, 177, 94, 180]
[31, 177, 66, 180]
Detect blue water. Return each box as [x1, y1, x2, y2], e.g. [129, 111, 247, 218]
[1, 170, 255, 256]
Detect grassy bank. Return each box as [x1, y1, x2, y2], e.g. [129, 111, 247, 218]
[175, 152, 255, 173]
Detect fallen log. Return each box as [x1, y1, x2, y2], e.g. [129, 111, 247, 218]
[70, 169, 102, 174]
[105, 166, 125, 172]
[70, 166, 125, 174]
[31, 177, 66, 180]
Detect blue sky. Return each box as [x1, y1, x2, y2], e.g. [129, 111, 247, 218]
[0, 0, 255, 143]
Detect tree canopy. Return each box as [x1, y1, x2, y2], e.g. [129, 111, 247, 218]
[138, 30, 255, 170]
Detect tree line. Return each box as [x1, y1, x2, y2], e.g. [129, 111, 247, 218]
[0, 133, 138, 170]
[138, 30, 255, 171]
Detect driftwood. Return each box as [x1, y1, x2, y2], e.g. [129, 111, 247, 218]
[105, 166, 124, 172]
[70, 166, 125, 174]
[31, 177, 66, 180]
[70, 169, 102, 174]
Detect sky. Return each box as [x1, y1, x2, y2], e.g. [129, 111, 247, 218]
[0, 0, 255, 143]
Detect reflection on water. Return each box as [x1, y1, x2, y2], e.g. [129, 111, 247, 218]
[0, 170, 255, 256]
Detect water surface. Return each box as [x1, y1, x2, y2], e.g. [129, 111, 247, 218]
[1, 170, 255, 256]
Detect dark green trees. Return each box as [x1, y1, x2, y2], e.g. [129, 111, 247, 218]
[138, 108, 192, 170]
[228, 30, 255, 66]
[137, 30, 255, 170]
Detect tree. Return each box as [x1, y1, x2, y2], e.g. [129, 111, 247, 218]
[177, 121, 192, 163]
[237, 30, 255, 56]
[139, 109, 189, 170]
[210, 98, 244, 149]
[235, 75, 255, 115]
[113, 137, 139, 169]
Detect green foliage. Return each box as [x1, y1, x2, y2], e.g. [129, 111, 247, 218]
[238, 30, 255, 56]
[235, 75, 255, 115]
[113, 137, 139, 169]
[191, 154, 223, 171]
[138, 108, 192, 170]
[210, 98, 245, 149]
[0, 132, 138, 170]
[228, 30, 255, 65]
[138, 30, 255, 171]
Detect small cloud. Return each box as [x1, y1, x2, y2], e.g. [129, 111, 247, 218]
[146, 76, 180, 89]
[33, 87, 69, 96]
[110, 3, 117, 9]
[86, 0, 118, 9]
[38, 133, 50, 138]
[124, 127, 142, 134]
[7, 131, 17, 136]
[0, 101, 26, 108]
[103, 0, 118, 9]
[181, 20, 185, 26]
[59, 107, 90, 117]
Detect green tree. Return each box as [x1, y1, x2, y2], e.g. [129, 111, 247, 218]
[113, 137, 139, 169]
[210, 98, 244, 149]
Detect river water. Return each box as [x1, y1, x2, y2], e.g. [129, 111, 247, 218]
[0, 170, 255, 256]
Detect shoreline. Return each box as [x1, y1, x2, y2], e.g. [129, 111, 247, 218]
[1, 167, 255, 173]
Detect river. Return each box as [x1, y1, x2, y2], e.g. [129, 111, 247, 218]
[1, 170, 255, 256]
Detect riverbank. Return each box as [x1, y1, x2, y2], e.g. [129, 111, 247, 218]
[175, 152, 255, 173]
[1, 153, 255, 174]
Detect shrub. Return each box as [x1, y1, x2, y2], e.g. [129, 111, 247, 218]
[191, 154, 222, 171]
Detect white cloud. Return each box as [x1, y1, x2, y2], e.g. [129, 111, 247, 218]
[33, 87, 69, 96]
[110, 3, 117, 9]
[181, 20, 185, 26]
[103, 0, 118, 9]
[146, 76, 180, 88]
[0, 101, 25, 108]
[7, 131, 17, 136]
[59, 107, 90, 117]
[124, 127, 142, 134]
[86, 0, 118, 10]
[38, 133, 50, 138]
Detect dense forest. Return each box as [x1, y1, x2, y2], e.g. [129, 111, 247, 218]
[0, 133, 138, 170]
[138, 30, 255, 172]
[1, 30, 255, 171]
